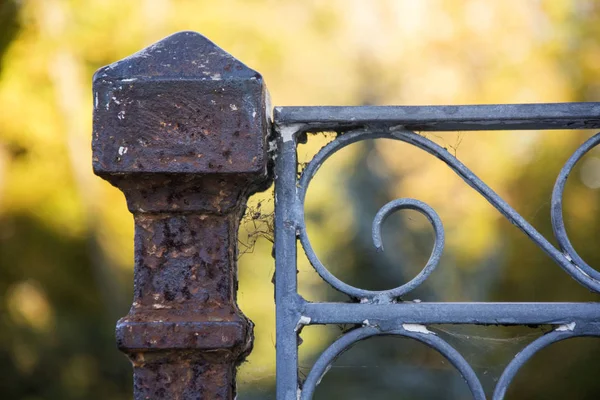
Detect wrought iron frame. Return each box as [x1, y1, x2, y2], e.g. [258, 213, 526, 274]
[273, 103, 600, 400]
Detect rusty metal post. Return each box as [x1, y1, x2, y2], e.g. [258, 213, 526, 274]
[92, 31, 271, 399]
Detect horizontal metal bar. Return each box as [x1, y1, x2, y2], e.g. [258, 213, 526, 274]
[302, 302, 600, 326]
[274, 102, 600, 132]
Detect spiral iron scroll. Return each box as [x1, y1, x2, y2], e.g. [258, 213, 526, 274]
[298, 128, 600, 297]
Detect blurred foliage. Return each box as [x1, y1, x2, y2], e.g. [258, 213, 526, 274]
[1, 0, 600, 399]
[0, 0, 19, 74]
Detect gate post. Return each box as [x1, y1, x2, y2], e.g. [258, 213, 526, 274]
[92, 31, 271, 399]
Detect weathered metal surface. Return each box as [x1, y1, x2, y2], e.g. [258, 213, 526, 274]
[92, 31, 271, 399]
[273, 112, 600, 399]
[93, 30, 269, 179]
[274, 102, 600, 132]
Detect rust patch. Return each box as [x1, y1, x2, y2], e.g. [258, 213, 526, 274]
[92, 31, 272, 399]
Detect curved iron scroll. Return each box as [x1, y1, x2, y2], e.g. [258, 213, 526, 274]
[297, 127, 600, 298]
[300, 325, 486, 400]
[492, 323, 600, 399]
[300, 321, 600, 400]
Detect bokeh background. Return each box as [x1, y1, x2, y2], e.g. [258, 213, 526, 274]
[1, 0, 600, 399]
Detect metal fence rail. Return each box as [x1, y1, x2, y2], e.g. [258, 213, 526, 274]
[92, 31, 600, 399]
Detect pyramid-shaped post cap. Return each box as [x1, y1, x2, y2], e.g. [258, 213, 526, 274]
[92, 31, 270, 186]
[93, 31, 260, 81]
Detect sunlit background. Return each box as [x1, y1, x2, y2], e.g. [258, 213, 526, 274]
[1, 0, 600, 399]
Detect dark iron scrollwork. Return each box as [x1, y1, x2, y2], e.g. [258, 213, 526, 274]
[298, 127, 600, 297]
[295, 126, 600, 399]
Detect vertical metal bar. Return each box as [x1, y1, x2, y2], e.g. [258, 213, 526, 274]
[92, 31, 271, 399]
[275, 126, 300, 399]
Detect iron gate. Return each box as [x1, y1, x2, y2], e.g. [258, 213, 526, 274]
[273, 105, 600, 400]
[92, 31, 600, 399]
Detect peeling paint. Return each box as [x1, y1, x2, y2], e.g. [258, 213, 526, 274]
[268, 140, 277, 153]
[266, 94, 273, 123]
[118, 146, 128, 156]
[402, 323, 434, 335]
[556, 322, 576, 332]
[280, 124, 302, 142]
[389, 124, 406, 132]
[118, 111, 126, 120]
[230, 104, 238, 111]
[316, 364, 331, 386]
[294, 315, 311, 332]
